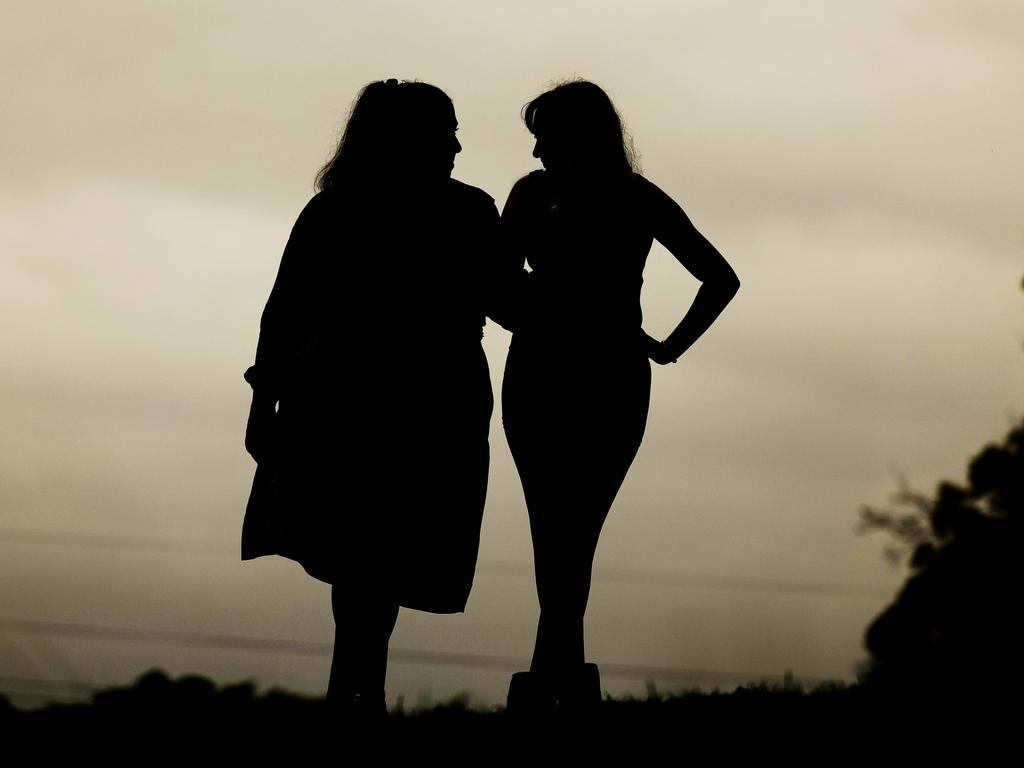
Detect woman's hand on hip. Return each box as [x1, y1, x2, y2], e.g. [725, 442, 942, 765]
[642, 331, 678, 366]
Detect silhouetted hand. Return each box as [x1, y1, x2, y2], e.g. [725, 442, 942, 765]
[245, 395, 278, 464]
[642, 331, 678, 365]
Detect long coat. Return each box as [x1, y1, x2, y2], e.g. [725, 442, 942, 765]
[241, 178, 516, 613]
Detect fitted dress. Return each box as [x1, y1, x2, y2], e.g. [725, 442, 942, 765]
[500, 170, 658, 610]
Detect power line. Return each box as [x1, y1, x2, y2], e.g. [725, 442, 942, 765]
[0, 617, 832, 686]
[0, 676, 101, 706]
[486, 561, 892, 600]
[0, 526, 894, 600]
[1, 617, 330, 655]
[0, 526, 234, 557]
[0, 675, 100, 693]
[0, 690, 88, 705]
[621, 568, 893, 600]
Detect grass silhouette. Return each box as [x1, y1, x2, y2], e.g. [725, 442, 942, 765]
[2, 667, 1010, 757]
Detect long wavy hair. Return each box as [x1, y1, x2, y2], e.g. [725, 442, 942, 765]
[523, 79, 639, 176]
[315, 79, 454, 191]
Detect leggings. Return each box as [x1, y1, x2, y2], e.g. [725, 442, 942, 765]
[502, 338, 651, 675]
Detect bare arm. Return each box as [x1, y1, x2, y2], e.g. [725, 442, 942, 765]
[641, 177, 739, 364]
[489, 175, 536, 334]
[480, 192, 528, 333]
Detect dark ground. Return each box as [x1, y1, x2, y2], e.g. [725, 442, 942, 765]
[1, 669, 1013, 759]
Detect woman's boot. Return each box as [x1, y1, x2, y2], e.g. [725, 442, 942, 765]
[556, 663, 602, 712]
[505, 670, 558, 715]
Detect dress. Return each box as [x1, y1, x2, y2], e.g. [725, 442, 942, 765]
[500, 170, 656, 614]
[241, 178, 502, 614]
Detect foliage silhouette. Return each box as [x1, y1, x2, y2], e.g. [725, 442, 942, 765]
[858, 276, 1023, 699]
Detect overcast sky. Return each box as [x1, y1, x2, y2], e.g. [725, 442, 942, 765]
[2, 0, 1022, 709]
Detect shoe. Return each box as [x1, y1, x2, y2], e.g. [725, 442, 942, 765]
[556, 663, 602, 712]
[327, 689, 388, 720]
[505, 671, 557, 715]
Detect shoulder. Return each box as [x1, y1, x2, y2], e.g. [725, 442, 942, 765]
[289, 189, 338, 233]
[627, 173, 685, 217]
[514, 169, 546, 194]
[503, 170, 547, 210]
[626, 172, 663, 201]
[447, 178, 497, 212]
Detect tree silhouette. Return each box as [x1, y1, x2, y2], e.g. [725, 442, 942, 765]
[857, 276, 1023, 698]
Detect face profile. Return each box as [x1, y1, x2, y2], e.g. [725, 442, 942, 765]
[531, 130, 580, 173]
[314, 79, 464, 190]
[406, 101, 461, 179]
[523, 79, 636, 177]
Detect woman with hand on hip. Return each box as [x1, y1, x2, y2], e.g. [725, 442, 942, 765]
[500, 79, 740, 711]
[241, 79, 515, 716]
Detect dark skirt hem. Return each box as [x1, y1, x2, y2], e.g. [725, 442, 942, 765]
[240, 549, 472, 614]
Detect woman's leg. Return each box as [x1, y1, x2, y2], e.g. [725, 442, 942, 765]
[526, 445, 635, 677]
[507, 356, 651, 682]
[327, 584, 399, 704]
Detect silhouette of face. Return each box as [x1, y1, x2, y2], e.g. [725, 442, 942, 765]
[407, 101, 461, 180]
[445, 109, 462, 174]
[531, 129, 581, 173]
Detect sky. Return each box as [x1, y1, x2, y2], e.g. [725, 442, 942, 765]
[1, 0, 1022, 709]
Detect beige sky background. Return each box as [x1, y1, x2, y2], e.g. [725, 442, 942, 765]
[2, 0, 1022, 708]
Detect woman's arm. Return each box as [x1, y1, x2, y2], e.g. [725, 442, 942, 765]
[641, 177, 739, 364]
[500, 175, 535, 271]
[478, 195, 523, 333]
[486, 175, 536, 333]
[244, 196, 323, 461]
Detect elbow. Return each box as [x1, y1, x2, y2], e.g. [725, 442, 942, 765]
[710, 268, 740, 302]
[725, 271, 740, 298]
[482, 304, 518, 334]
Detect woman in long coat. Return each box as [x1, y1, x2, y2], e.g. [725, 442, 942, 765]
[500, 80, 740, 711]
[240, 79, 517, 713]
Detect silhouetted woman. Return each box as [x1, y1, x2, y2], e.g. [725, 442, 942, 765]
[500, 80, 740, 710]
[240, 79, 513, 715]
